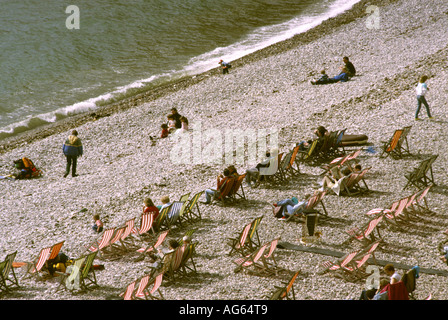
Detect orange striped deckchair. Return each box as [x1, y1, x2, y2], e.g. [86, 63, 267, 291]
[285, 145, 301, 177]
[345, 215, 383, 245]
[132, 212, 155, 239]
[227, 222, 252, 256]
[87, 227, 115, 257]
[136, 230, 169, 255]
[380, 129, 404, 159]
[48, 241, 65, 261]
[268, 269, 301, 300]
[233, 244, 268, 274]
[229, 173, 247, 201]
[213, 177, 236, 205]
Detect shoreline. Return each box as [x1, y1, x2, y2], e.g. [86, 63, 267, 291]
[0, 0, 385, 154]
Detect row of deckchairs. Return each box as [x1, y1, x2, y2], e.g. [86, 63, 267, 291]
[120, 272, 164, 300]
[344, 185, 434, 250]
[321, 241, 381, 282]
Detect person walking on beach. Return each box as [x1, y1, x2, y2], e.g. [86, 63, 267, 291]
[415, 75, 433, 120]
[62, 129, 83, 178]
[219, 59, 231, 74]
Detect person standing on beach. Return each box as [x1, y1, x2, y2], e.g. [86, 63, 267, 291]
[219, 59, 231, 74]
[415, 75, 433, 120]
[62, 129, 83, 178]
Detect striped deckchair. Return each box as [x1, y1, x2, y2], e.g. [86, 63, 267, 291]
[263, 238, 280, 267]
[304, 190, 328, 216]
[233, 244, 268, 274]
[132, 212, 155, 239]
[87, 227, 115, 257]
[272, 270, 301, 300]
[184, 190, 204, 222]
[345, 215, 383, 245]
[0, 251, 19, 292]
[135, 273, 165, 300]
[120, 280, 137, 300]
[273, 151, 292, 184]
[229, 174, 247, 201]
[119, 218, 137, 250]
[179, 241, 198, 275]
[384, 197, 409, 227]
[343, 241, 381, 281]
[79, 251, 99, 291]
[321, 250, 359, 274]
[165, 245, 187, 281]
[164, 201, 184, 229]
[25, 246, 52, 277]
[380, 129, 404, 159]
[227, 222, 252, 256]
[285, 145, 301, 177]
[153, 205, 171, 232]
[105, 226, 127, 257]
[136, 230, 169, 255]
[408, 184, 433, 215]
[48, 241, 65, 261]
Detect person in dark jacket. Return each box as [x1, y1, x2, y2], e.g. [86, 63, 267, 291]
[63, 130, 83, 177]
[343, 56, 356, 77]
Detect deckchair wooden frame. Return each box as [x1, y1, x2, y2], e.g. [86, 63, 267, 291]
[285, 145, 301, 177]
[273, 151, 292, 184]
[268, 270, 301, 300]
[0, 251, 19, 293]
[185, 190, 204, 222]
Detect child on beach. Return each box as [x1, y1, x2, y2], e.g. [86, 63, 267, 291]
[92, 214, 103, 233]
[310, 70, 329, 85]
[160, 123, 169, 138]
[415, 75, 433, 120]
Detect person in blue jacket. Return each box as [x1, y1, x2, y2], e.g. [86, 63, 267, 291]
[311, 67, 349, 85]
[63, 130, 83, 177]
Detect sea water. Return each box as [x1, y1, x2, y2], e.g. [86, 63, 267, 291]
[0, 0, 360, 140]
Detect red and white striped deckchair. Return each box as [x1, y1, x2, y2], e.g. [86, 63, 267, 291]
[87, 227, 115, 257]
[384, 197, 408, 226]
[263, 238, 280, 266]
[343, 241, 381, 281]
[321, 148, 362, 172]
[165, 245, 187, 281]
[321, 250, 358, 274]
[120, 280, 137, 300]
[233, 244, 268, 274]
[409, 185, 433, 215]
[227, 222, 252, 256]
[137, 230, 169, 254]
[106, 226, 126, 256]
[136, 273, 164, 300]
[353, 241, 380, 269]
[26, 247, 52, 275]
[132, 212, 155, 239]
[345, 215, 383, 245]
[305, 190, 328, 216]
[119, 218, 136, 250]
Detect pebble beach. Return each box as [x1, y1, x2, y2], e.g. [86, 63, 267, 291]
[1, 0, 448, 301]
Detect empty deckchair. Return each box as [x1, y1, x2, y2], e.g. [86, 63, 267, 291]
[105, 226, 127, 257]
[342, 241, 381, 281]
[178, 192, 190, 203]
[233, 244, 268, 274]
[395, 126, 412, 158]
[184, 190, 204, 222]
[119, 218, 137, 251]
[273, 151, 292, 184]
[86, 227, 115, 258]
[135, 273, 165, 300]
[121, 280, 137, 300]
[25, 247, 52, 277]
[404, 155, 437, 190]
[136, 230, 169, 257]
[285, 145, 301, 177]
[263, 238, 280, 268]
[0, 251, 19, 292]
[321, 250, 359, 275]
[380, 129, 404, 159]
[268, 270, 301, 300]
[407, 185, 433, 215]
[227, 222, 252, 256]
[345, 215, 383, 245]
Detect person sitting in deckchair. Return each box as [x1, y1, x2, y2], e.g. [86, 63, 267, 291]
[245, 150, 277, 187]
[274, 192, 314, 221]
[319, 164, 361, 194]
[202, 168, 232, 204]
